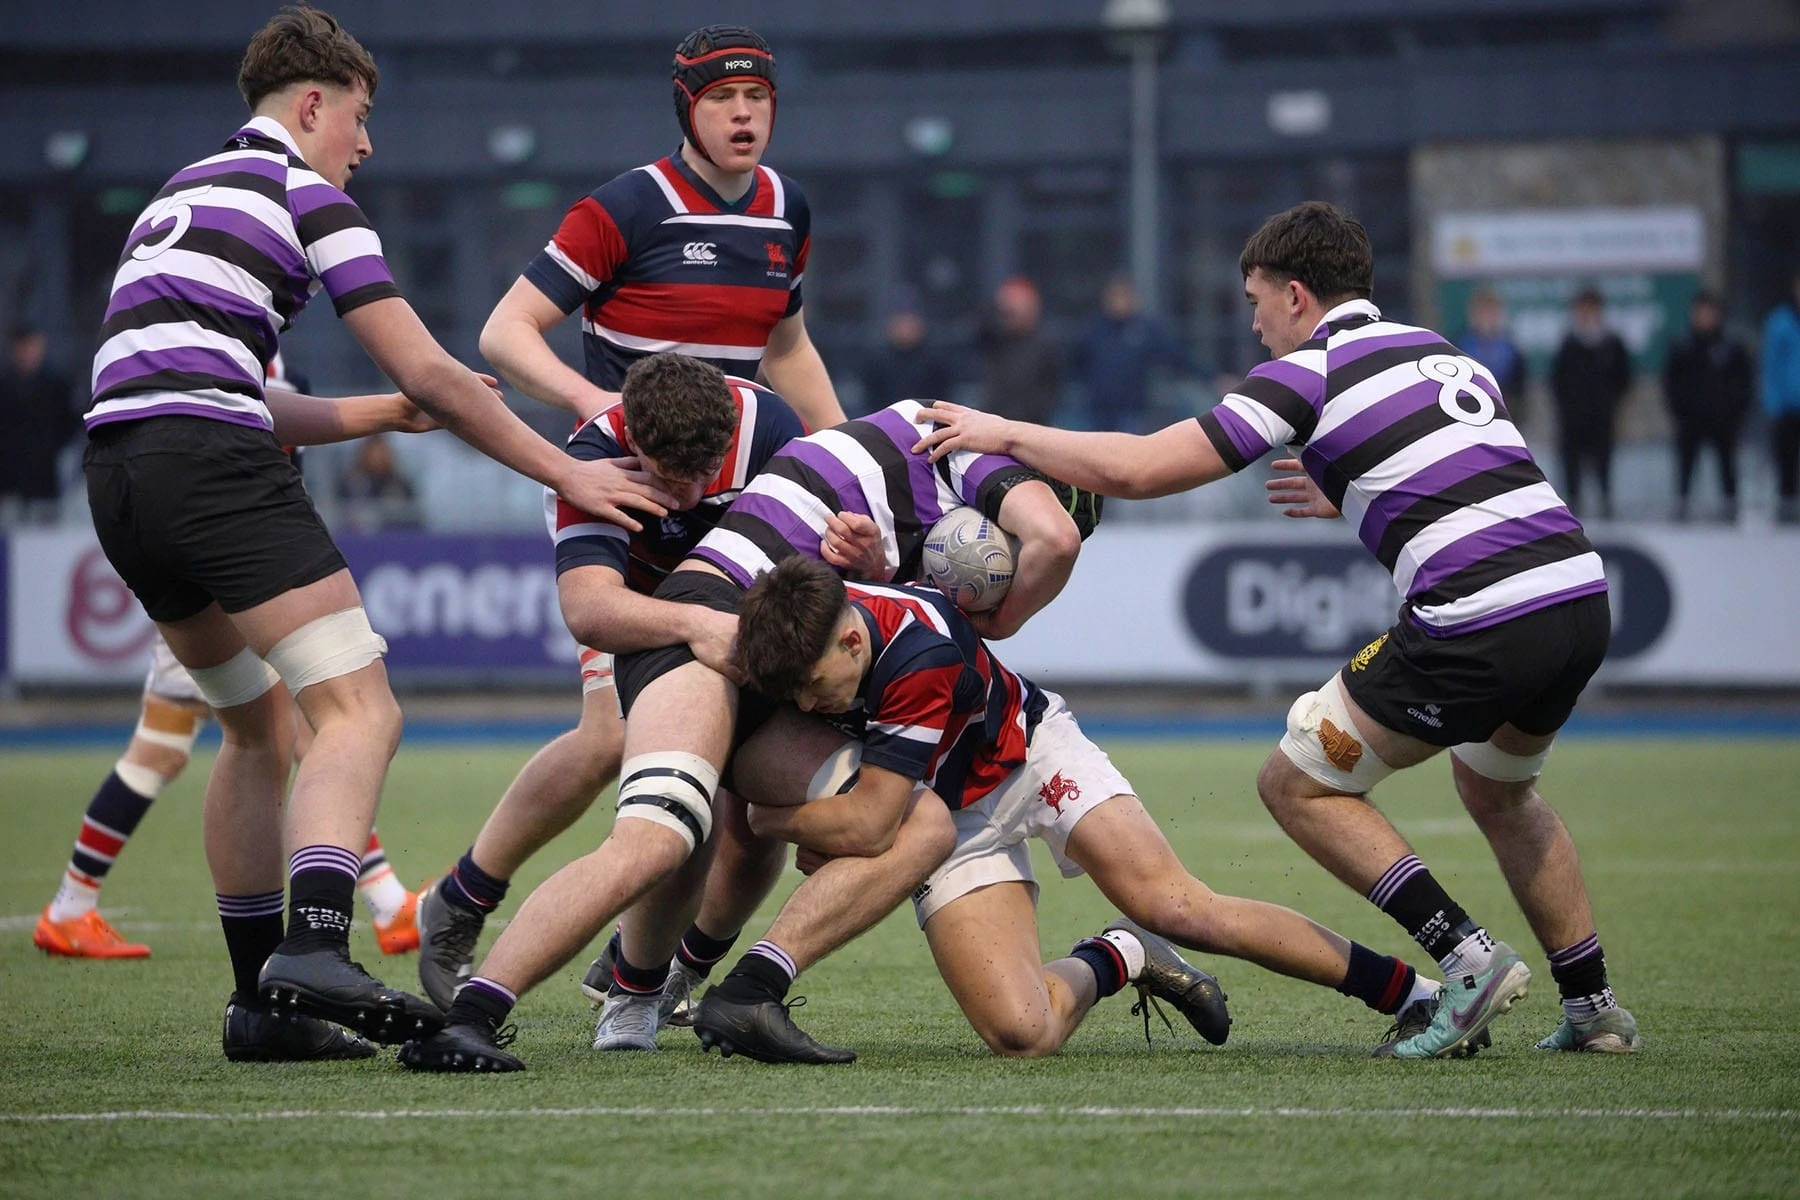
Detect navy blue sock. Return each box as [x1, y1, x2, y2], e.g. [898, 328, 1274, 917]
[610, 949, 667, 996]
[1336, 941, 1418, 1014]
[441, 849, 509, 913]
[676, 925, 739, 978]
[70, 771, 157, 882]
[1070, 936, 1129, 999]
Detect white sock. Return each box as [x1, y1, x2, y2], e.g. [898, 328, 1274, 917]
[1098, 928, 1149, 982]
[357, 865, 410, 925]
[1437, 928, 1497, 980]
[48, 871, 101, 923]
[1562, 987, 1617, 1024]
[1402, 975, 1440, 1010]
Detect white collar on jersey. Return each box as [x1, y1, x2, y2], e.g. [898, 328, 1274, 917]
[238, 114, 305, 158]
[1319, 298, 1381, 327]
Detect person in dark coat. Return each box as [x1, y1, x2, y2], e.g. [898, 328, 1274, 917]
[1551, 287, 1632, 520]
[1663, 290, 1752, 521]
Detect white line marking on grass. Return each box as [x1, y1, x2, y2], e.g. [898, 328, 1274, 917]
[5, 1106, 1796, 1124]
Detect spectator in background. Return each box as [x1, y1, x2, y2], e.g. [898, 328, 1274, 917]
[1072, 273, 1196, 433]
[1663, 289, 1752, 522]
[0, 323, 80, 521]
[859, 298, 953, 413]
[977, 275, 1061, 425]
[1762, 267, 1800, 525]
[336, 433, 421, 531]
[1457, 289, 1527, 413]
[1551, 286, 1632, 520]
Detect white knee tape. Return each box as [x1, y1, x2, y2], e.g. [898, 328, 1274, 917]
[806, 743, 863, 800]
[1451, 740, 1552, 782]
[187, 646, 280, 710]
[616, 751, 719, 853]
[1277, 681, 1396, 795]
[264, 607, 388, 695]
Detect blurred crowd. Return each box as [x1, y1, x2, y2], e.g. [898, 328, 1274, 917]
[8, 264, 1800, 530]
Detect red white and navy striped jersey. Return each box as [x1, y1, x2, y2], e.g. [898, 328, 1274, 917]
[842, 581, 1046, 811]
[548, 376, 803, 592]
[1198, 300, 1607, 636]
[85, 116, 401, 433]
[691, 400, 1037, 587]
[522, 154, 809, 391]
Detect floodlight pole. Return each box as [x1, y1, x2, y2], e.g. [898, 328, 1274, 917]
[1105, 0, 1170, 314]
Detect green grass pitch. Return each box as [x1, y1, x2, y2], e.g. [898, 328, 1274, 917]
[2, 736, 1797, 1198]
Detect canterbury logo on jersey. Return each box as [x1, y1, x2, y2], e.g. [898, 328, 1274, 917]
[683, 242, 718, 264]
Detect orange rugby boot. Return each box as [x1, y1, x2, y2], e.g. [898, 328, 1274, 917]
[33, 908, 151, 959]
[374, 887, 422, 955]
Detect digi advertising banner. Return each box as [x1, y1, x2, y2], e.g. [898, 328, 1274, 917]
[5, 524, 1798, 688]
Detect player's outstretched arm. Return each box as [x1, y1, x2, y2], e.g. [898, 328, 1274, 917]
[344, 295, 674, 523]
[913, 403, 1232, 500]
[977, 480, 1081, 640]
[479, 277, 619, 422]
[762, 311, 847, 430]
[747, 762, 915, 858]
[263, 386, 439, 445]
[1265, 457, 1341, 519]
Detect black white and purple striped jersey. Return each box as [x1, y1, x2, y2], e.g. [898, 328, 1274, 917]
[85, 116, 400, 433]
[690, 400, 1038, 587]
[549, 376, 802, 593]
[1198, 300, 1607, 636]
[522, 155, 809, 391]
[841, 581, 1045, 811]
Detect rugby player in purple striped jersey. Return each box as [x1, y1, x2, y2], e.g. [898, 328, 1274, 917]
[915, 201, 1637, 1058]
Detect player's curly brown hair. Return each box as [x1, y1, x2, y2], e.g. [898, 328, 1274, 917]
[1239, 201, 1374, 304]
[620, 353, 739, 479]
[238, 6, 379, 110]
[737, 557, 849, 701]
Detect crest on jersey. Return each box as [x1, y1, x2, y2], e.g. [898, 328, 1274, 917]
[764, 241, 789, 276]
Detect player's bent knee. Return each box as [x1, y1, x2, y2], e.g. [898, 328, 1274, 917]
[616, 752, 718, 855]
[187, 646, 280, 710]
[134, 694, 206, 758]
[1450, 740, 1551, 784]
[264, 607, 387, 696]
[1276, 687, 1396, 796]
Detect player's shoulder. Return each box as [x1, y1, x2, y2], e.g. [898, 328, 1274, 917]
[724, 375, 805, 435]
[567, 403, 628, 459]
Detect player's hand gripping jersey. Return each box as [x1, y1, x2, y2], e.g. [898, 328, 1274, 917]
[548, 376, 804, 589]
[1198, 300, 1607, 635]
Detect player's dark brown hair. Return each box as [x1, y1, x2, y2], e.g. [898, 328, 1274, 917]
[238, 6, 379, 110]
[1239, 201, 1374, 304]
[620, 353, 738, 478]
[738, 556, 850, 701]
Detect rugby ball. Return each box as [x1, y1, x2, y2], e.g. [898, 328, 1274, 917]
[921, 506, 1018, 614]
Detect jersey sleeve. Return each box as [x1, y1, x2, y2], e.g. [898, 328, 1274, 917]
[783, 176, 810, 318]
[857, 638, 966, 782]
[941, 449, 1036, 521]
[746, 390, 807, 472]
[522, 190, 631, 315]
[1196, 351, 1326, 472]
[295, 185, 402, 316]
[550, 423, 631, 577]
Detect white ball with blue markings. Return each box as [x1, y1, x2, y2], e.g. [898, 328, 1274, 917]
[921, 506, 1019, 614]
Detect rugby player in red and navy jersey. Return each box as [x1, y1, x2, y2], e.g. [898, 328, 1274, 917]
[680, 556, 1440, 1063]
[413, 353, 812, 1013]
[916, 201, 1637, 1058]
[417, 26, 848, 1010]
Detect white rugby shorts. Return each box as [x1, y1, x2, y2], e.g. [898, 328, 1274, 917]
[910, 691, 1132, 926]
[144, 636, 206, 704]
